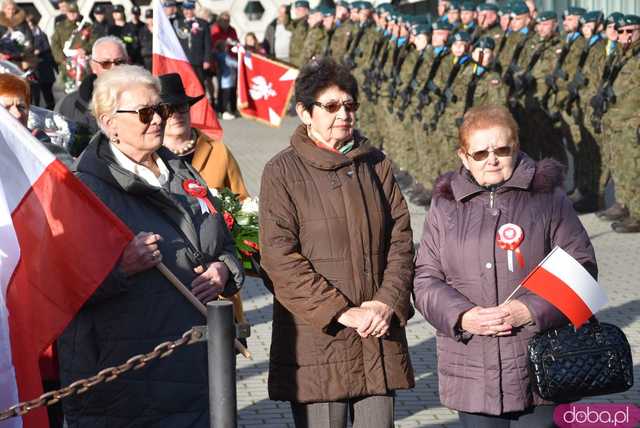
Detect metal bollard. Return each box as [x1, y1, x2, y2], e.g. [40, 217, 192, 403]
[207, 300, 237, 428]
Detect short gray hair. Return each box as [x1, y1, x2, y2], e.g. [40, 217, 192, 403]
[91, 65, 160, 130]
[91, 36, 128, 60]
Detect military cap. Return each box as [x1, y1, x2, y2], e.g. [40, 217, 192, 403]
[447, 1, 460, 11]
[67, 2, 79, 12]
[93, 4, 105, 14]
[510, 2, 529, 17]
[461, 1, 475, 12]
[606, 12, 624, 26]
[536, 11, 557, 22]
[316, 5, 335, 16]
[131, 5, 141, 15]
[580, 11, 603, 24]
[360, 1, 373, 10]
[376, 3, 394, 14]
[451, 30, 471, 43]
[182, 0, 195, 9]
[336, 0, 350, 8]
[413, 23, 431, 35]
[623, 14, 640, 26]
[564, 7, 586, 17]
[474, 36, 495, 50]
[294, 1, 310, 8]
[498, 5, 511, 16]
[112, 4, 125, 13]
[432, 20, 453, 31]
[145, 8, 153, 18]
[350, 1, 361, 10]
[163, 0, 177, 7]
[477, 3, 499, 13]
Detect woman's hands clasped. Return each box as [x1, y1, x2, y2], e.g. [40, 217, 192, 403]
[337, 300, 393, 338]
[460, 300, 533, 337]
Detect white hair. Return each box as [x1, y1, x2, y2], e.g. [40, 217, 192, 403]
[91, 65, 160, 131]
[91, 36, 128, 59]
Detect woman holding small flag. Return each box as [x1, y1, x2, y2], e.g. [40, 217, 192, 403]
[413, 105, 597, 427]
[57, 64, 244, 428]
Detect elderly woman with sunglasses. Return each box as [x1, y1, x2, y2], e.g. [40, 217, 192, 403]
[57, 65, 244, 428]
[260, 57, 415, 428]
[414, 105, 597, 428]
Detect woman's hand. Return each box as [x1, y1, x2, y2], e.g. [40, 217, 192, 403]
[501, 299, 533, 328]
[119, 232, 163, 276]
[336, 301, 393, 338]
[460, 306, 512, 336]
[191, 261, 230, 304]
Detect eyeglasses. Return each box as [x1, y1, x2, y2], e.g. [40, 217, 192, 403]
[312, 100, 360, 113]
[465, 146, 513, 161]
[115, 103, 172, 124]
[617, 29, 635, 34]
[91, 58, 128, 69]
[170, 103, 190, 115]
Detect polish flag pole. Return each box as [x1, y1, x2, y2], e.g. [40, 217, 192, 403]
[502, 246, 607, 327]
[152, 0, 222, 139]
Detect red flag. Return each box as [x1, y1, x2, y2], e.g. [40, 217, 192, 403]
[152, 0, 222, 139]
[237, 47, 298, 127]
[0, 108, 133, 427]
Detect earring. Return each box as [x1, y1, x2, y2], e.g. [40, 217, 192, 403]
[110, 134, 119, 144]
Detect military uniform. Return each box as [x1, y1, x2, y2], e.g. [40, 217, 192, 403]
[330, 18, 356, 63]
[109, 23, 141, 64]
[51, 18, 94, 66]
[286, 17, 309, 67]
[299, 24, 330, 66]
[173, 15, 211, 83]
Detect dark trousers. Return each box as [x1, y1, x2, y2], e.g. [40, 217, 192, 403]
[217, 86, 237, 114]
[458, 405, 556, 428]
[290, 394, 394, 428]
[30, 81, 56, 110]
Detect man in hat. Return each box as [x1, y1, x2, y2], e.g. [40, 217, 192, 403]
[162, 0, 179, 22]
[460, 1, 477, 37]
[139, 9, 153, 70]
[476, 3, 501, 40]
[496, 1, 532, 71]
[51, 2, 92, 67]
[329, 1, 356, 62]
[174, 0, 211, 87]
[109, 4, 141, 64]
[130, 5, 144, 34]
[445, 1, 461, 30]
[299, 6, 334, 65]
[91, 4, 109, 39]
[286, 0, 310, 67]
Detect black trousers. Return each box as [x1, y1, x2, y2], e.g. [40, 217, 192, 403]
[30, 81, 56, 110]
[217, 86, 237, 114]
[458, 405, 556, 428]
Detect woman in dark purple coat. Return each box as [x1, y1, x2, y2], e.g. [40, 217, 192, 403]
[414, 105, 597, 427]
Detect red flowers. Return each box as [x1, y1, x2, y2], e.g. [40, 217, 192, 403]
[223, 211, 234, 231]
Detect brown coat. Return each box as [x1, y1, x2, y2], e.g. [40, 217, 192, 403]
[191, 129, 250, 200]
[259, 125, 415, 403]
[414, 155, 597, 415]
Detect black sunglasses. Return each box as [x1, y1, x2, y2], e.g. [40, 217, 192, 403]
[617, 29, 635, 34]
[91, 58, 128, 69]
[170, 103, 191, 114]
[116, 103, 172, 124]
[313, 100, 360, 113]
[466, 146, 513, 161]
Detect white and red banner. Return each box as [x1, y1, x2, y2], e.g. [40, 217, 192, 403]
[0, 107, 132, 427]
[237, 48, 298, 127]
[152, 0, 222, 139]
[520, 246, 607, 327]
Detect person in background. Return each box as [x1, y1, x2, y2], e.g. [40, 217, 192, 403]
[91, 4, 110, 39]
[139, 8, 153, 71]
[162, 0, 179, 22]
[210, 10, 237, 49]
[174, 0, 210, 86]
[54, 0, 69, 25]
[263, 4, 292, 62]
[51, 2, 92, 68]
[244, 31, 266, 55]
[25, 11, 57, 110]
[213, 39, 238, 120]
[109, 4, 141, 64]
[130, 5, 144, 34]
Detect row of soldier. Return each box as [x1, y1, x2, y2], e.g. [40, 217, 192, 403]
[284, 0, 640, 233]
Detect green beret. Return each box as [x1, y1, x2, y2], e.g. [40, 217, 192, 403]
[413, 24, 431, 35]
[335, 1, 350, 8]
[606, 12, 624, 26]
[477, 3, 499, 13]
[474, 36, 495, 50]
[294, 1, 310, 8]
[461, 1, 475, 12]
[451, 30, 471, 42]
[498, 5, 511, 16]
[564, 7, 586, 17]
[447, 1, 460, 11]
[581, 11, 604, 24]
[432, 20, 453, 31]
[360, 2, 373, 11]
[510, 2, 529, 17]
[536, 11, 557, 22]
[376, 3, 394, 13]
[623, 14, 640, 26]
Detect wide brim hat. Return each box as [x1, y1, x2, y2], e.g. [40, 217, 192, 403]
[159, 73, 204, 106]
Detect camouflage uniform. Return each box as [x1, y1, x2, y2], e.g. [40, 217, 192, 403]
[286, 17, 309, 67]
[51, 18, 95, 66]
[299, 25, 330, 66]
[330, 19, 356, 63]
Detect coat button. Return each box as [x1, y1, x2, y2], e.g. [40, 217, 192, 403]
[485, 262, 492, 269]
[346, 170, 354, 177]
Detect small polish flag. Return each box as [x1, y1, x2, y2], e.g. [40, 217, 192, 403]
[506, 246, 607, 328]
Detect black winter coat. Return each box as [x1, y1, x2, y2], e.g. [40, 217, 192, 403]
[58, 134, 244, 428]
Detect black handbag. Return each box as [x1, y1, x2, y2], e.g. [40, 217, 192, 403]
[528, 319, 634, 402]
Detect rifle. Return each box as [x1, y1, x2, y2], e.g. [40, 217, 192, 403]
[503, 31, 533, 104]
[413, 48, 447, 121]
[362, 33, 387, 101]
[342, 22, 367, 69]
[456, 54, 484, 127]
[371, 39, 393, 101]
[427, 55, 468, 131]
[396, 49, 426, 120]
[387, 43, 409, 113]
[495, 16, 512, 61]
[512, 39, 548, 99]
[540, 34, 579, 115]
[566, 17, 603, 118]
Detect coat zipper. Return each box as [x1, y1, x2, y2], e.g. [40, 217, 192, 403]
[489, 187, 496, 208]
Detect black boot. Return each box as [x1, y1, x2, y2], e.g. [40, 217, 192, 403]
[572, 193, 599, 214]
[596, 203, 629, 221]
[611, 217, 640, 233]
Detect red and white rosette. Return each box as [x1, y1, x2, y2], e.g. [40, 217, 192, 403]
[496, 223, 525, 272]
[182, 179, 217, 215]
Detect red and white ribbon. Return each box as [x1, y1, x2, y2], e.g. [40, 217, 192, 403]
[496, 223, 525, 272]
[182, 179, 217, 215]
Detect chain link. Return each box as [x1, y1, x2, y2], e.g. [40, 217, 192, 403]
[0, 327, 206, 422]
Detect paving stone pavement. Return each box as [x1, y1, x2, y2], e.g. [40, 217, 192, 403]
[221, 116, 640, 428]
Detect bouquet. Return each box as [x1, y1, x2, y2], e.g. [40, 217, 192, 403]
[211, 188, 260, 273]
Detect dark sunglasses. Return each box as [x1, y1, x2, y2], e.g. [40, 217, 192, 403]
[91, 58, 128, 68]
[116, 103, 172, 124]
[617, 29, 635, 34]
[313, 100, 360, 113]
[170, 103, 191, 114]
[466, 146, 513, 161]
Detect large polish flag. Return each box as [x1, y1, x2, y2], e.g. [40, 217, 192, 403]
[521, 246, 607, 327]
[0, 108, 133, 427]
[152, 0, 222, 139]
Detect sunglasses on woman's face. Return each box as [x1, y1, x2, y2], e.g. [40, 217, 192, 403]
[116, 103, 172, 124]
[313, 100, 360, 113]
[466, 145, 513, 161]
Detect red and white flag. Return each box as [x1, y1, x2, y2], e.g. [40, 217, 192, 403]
[0, 108, 132, 427]
[519, 246, 607, 327]
[237, 48, 298, 127]
[152, 0, 222, 139]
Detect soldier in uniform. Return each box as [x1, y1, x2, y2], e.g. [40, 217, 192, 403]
[476, 3, 502, 41]
[174, 0, 211, 86]
[445, 1, 461, 31]
[286, 0, 310, 67]
[459, 2, 477, 38]
[139, 9, 153, 71]
[51, 2, 93, 67]
[329, 1, 355, 63]
[91, 4, 110, 40]
[108, 4, 141, 64]
[299, 6, 334, 66]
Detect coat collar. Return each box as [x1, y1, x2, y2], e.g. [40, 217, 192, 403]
[191, 128, 214, 172]
[290, 124, 373, 170]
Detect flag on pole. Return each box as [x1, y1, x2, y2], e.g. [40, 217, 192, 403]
[0, 107, 133, 427]
[152, 0, 222, 139]
[520, 246, 607, 327]
[237, 47, 298, 127]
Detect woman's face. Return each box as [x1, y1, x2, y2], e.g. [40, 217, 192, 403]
[298, 85, 356, 148]
[106, 84, 165, 158]
[245, 34, 257, 47]
[164, 102, 191, 139]
[458, 126, 518, 186]
[0, 95, 28, 126]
